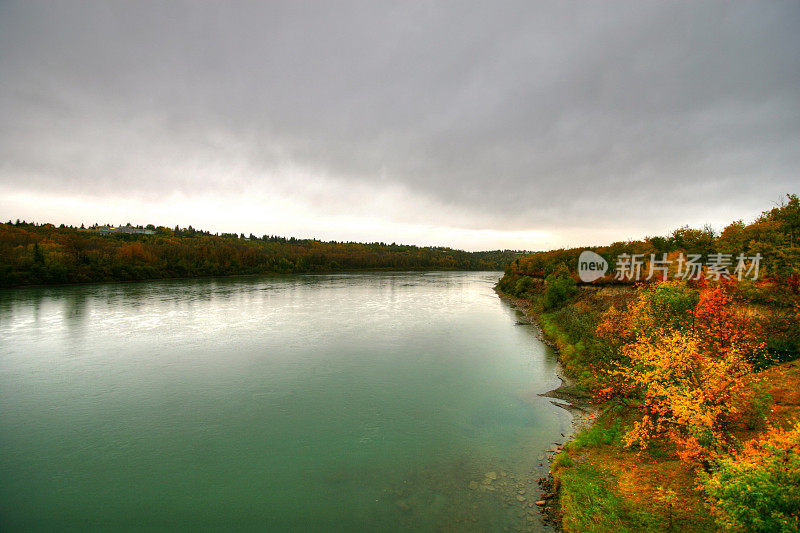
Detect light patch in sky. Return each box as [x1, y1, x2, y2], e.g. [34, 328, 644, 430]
[0, 189, 561, 251]
[1, 1, 798, 250]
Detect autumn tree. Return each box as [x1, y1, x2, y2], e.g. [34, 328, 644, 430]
[614, 329, 756, 464]
[599, 281, 766, 465]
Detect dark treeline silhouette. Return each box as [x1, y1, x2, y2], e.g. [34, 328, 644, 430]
[0, 221, 527, 287]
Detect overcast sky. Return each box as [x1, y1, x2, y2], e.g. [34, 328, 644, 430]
[1, 1, 798, 250]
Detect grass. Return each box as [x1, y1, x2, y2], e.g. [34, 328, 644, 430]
[559, 461, 642, 533]
[759, 360, 800, 428]
[554, 415, 717, 533]
[566, 413, 624, 451]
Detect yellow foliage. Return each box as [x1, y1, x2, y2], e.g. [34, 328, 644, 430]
[616, 330, 754, 464]
[603, 282, 766, 466]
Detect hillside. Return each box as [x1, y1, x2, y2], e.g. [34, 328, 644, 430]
[0, 222, 525, 287]
[497, 195, 800, 532]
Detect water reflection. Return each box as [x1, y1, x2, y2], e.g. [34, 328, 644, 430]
[0, 272, 565, 531]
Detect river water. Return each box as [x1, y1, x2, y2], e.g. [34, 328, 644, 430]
[0, 271, 569, 531]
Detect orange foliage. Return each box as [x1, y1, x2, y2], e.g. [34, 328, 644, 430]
[601, 281, 766, 466]
[596, 303, 636, 349]
[736, 422, 800, 460]
[116, 243, 157, 264]
[615, 331, 754, 464]
[693, 286, 766, 359]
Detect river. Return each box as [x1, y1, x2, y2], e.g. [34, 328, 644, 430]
[0, 271, 569, 531]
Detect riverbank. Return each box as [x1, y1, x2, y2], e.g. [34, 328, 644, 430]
[496, 285, 721, 531]
[497, 288, 600, 530]
[498, 288, 597, 428]
[497, 272, 800, 532]
[0, 268, 494, 290]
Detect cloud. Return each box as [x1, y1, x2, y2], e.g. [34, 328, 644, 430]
[1, 1, 798, 248]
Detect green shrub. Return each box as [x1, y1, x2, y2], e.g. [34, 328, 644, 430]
[641, 281, 698, 331]
[514, 275, 535, 296]
[761, 310, 800, 365]
[543, 272, 577, 310]
[703, 424, 800, 532]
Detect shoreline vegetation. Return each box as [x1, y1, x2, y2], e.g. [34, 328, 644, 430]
[497, 195, 800, 532]
[0, 221, 525, 288]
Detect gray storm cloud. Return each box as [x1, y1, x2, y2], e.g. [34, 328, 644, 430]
[1, 1, 798, 243]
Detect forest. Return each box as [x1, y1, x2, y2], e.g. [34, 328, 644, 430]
[505, 194, 800, 284]
[497, 195, 800, 532]
[0, 222, 524, 287]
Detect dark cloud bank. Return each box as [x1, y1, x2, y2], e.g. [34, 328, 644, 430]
[1, 1, 798, 248]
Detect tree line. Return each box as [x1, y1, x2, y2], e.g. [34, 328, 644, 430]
[0, 222, 526, 287]
[504, 193, 800, 285]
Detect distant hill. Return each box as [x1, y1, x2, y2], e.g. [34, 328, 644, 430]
[0, 221, 529, 287]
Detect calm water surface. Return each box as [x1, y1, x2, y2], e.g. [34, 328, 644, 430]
[0, 272, 569, 531]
